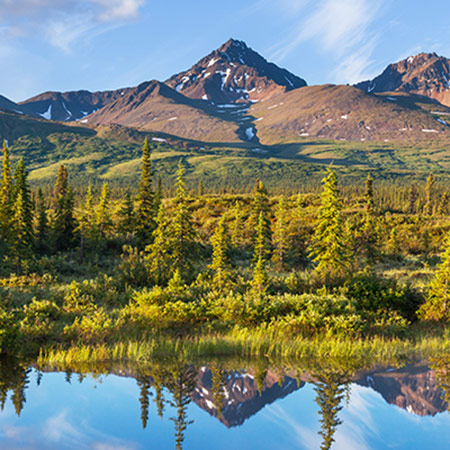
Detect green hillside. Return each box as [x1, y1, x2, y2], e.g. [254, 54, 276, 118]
[3, 110, 450, 192]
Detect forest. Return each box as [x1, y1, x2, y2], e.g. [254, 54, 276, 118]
[1, 138, 450, 362]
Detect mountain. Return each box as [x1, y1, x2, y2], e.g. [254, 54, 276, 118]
[18, 38, 306, 124]
[165, 38, 307, 104]
[19, 89, 133, 122]
[0, 94, 27, 115]
[248, 84, 450, 144]
[85, 80, 247, 142]
[356, 53, 450, 107]
[0, 108, 94, 144]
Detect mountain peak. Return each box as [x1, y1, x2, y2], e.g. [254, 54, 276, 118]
[165, 39, 306, 104]
[355, 51, 450, 107]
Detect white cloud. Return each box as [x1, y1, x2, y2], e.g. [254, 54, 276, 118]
[333, 37, 379, 84]
[92, 0, 145, 21]
[269, 0, 383, 84]
[0, 0, 147, 52]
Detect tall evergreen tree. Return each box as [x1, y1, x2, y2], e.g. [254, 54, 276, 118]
[438, 191, 449, 216]
[117, 190, 135, 235]
[359, 174, 378, 264]
[0, 140, 13, 237]
[272, 196, 288, 268]
[407, 184, 418, 214]
[12, 192, 33, 269]
[136, 138, 155, 243]
[11, 160, 33, 268]
[96, 183, 112, 237]
[251, 212, 270, 296]
[210, 215, 232, 289]
[364, 174, 374, 214]
[169, 162, 196, 276]
[250, 180, 271, 249]
[53, 165, 75, 250]
[425, 172, 435, 216]
[309, 169, 351, 278]
[290, 193, 306, 265]
[419, 233, 450, 321]
[231, 201, 244, 248]
[147, 203, 171, 285]
[35, 188, 49, 254]
[154, 175, 163, 213]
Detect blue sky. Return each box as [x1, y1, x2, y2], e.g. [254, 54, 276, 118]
[1, 0, 450, 102]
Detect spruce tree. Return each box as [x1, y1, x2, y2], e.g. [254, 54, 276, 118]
[272, 196, 288, 269]
[35, 188, 49, 254]
[364, 174, 374, 214]
[53, 165, 75, 250]
[0, 140, 13, 237]
[425, 172, 435, 216]
[12, 191, 33, 270]
[419, 233, 450, 321]
[96, 183, 112, 237]
[250, 180, 271, 250]
[309, 169, 351, 278]
[251, 212, 269, 296]
[359, 174, 378, 264]
[117, 190, 135, 235]
[147, 203, 171, 285]
[169, 162, 196, 276]
[11, 159, 33, 267]
[290, 194, 306, 265]
[154, 175, 163, 213]
[231, 201, 244, 248]
[136, 138, 155, 243]
[210, 215, 232, 289]
[407, 184, 418, 214]
[438, 191, 449, 216]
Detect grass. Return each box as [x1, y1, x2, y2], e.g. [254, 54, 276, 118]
[37, 323, 450, 374]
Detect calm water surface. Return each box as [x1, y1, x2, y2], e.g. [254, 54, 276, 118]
[0, 359, 449, 449]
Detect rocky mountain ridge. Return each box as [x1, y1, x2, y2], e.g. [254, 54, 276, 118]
[356, 52, 450, 107]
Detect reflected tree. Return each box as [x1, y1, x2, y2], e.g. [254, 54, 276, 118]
[137, 375, 152, 429]
[433, 358, 450, 410]
[167, 365, 196, 450]
[313, 369, 349, 450]
[152, 367, 166, 420]
[210, 365, 226, 418]
[0, 357, 30, 416]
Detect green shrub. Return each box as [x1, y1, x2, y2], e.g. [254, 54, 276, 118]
[0, 308, 18, 354]
[20, 299, 61, 341]
[343, 273, 422, 320]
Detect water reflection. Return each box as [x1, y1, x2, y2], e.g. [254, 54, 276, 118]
[0, 356, 449, 449]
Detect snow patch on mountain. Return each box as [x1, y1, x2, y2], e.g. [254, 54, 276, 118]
[40, 104, 52, 120]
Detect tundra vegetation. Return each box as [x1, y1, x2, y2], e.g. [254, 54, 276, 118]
[0, 138, 450, 363]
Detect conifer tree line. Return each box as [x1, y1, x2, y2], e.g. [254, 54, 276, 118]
[2, 137, 450, 321]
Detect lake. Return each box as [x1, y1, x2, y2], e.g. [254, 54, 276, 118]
[0, 357, 449, 449]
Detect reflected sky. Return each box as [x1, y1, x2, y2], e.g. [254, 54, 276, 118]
[0, 365, 449, 450]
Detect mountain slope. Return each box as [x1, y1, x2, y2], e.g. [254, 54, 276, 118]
[249, 84, 450, 144]
[356, 53, 450, 107]
[19, 89, 133, 122]
[165, 38, 306, 104]
[85, 80, 245, 142]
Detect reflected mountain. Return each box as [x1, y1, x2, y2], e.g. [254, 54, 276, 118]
[355, 364, 448, 416]
[192, 367, 303, 427]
